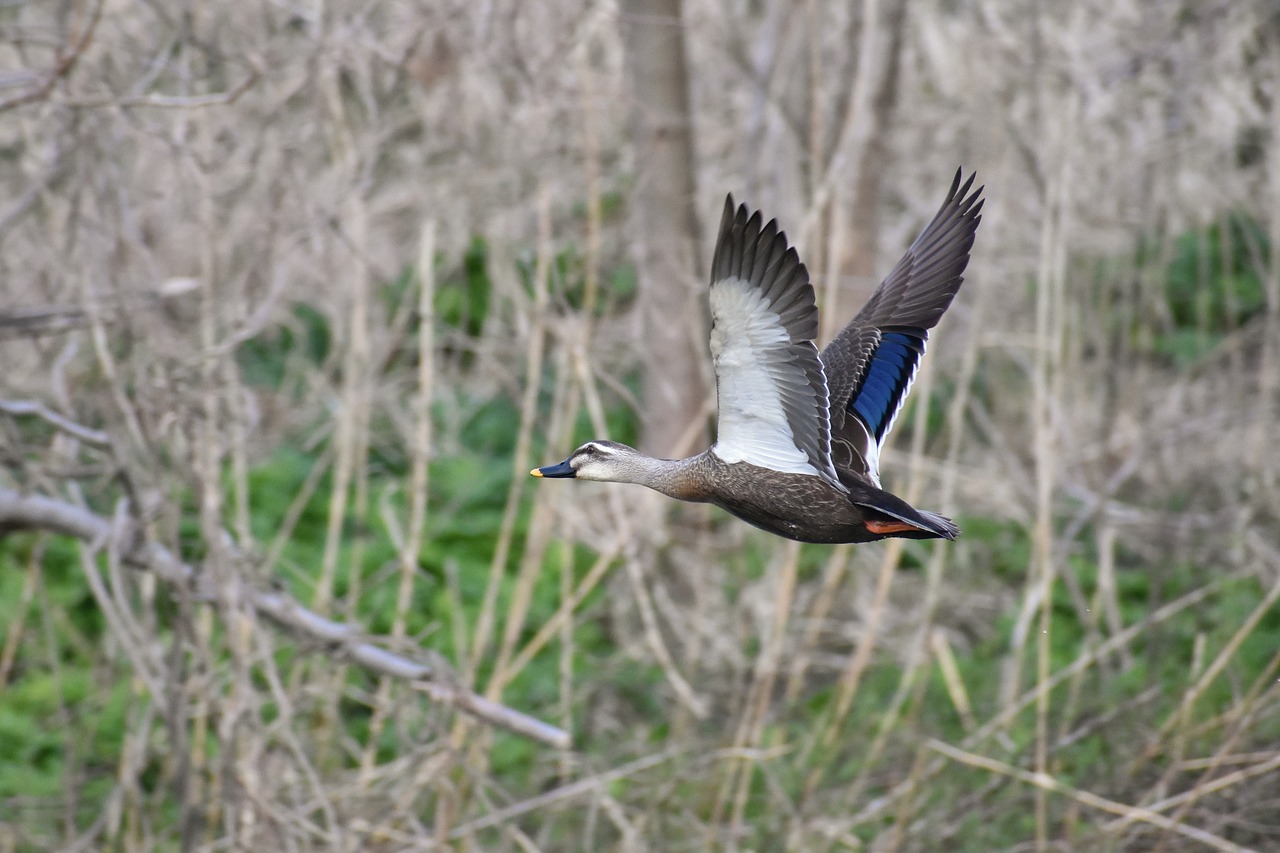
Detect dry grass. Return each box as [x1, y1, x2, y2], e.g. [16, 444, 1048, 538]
[0, 0, 1278, 850]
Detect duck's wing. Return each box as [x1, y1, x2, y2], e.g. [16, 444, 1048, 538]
[822, 169, 983, 488]
[707, 195, 842, 487]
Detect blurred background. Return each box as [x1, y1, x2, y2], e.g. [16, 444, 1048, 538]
[0, 0, 1278, 849]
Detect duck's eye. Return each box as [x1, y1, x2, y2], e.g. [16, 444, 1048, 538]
[582, 445, 596, 456]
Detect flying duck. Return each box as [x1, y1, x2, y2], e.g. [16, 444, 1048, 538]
[532, 170, 983, 544]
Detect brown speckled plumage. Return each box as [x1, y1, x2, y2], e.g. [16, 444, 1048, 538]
[660, 452, 949, 544]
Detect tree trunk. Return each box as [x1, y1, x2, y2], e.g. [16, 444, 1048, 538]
[836, 0, 910, 322]
[620, 0, 707, 458]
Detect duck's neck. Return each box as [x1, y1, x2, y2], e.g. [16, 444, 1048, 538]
[631, 453, 710, 502]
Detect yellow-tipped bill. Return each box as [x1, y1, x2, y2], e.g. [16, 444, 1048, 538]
[531, 459, 575, 478]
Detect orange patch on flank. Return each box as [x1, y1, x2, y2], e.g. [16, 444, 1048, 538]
[865, 519, 920, 535]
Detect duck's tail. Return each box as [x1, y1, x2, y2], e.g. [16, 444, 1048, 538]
[854, 496, 960, 541]
[912, 508, 960, 541]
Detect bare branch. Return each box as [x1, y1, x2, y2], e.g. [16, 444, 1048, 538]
[0, 398, 113, 447]
[0, 488, 571, 749]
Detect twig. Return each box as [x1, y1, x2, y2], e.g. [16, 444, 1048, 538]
[847, 578, 1232, 830]
[925, 739, 1251, 853]
[448, 749, 679, 838]
[418, 681, 571, 750]
[1112, 734, 1280, 841]
[0, 0, 105, 112]
[57, 71, 260, 109]
[0, 488, 570, 749]
[470, 186, 553, 677]
[0, 398, 113, 447]
[729, 540, 801, 834]
[1143, 535, 1280, 753]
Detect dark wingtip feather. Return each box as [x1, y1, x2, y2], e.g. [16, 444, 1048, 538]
[947, 167, 983, 213]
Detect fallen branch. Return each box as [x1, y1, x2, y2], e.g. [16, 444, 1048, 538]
[0, 487, 571, 749]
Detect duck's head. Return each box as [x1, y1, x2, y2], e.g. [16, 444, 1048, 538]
[531, 440, 644, 483]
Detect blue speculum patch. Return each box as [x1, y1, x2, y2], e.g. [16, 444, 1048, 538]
[850, 330, 924, 441]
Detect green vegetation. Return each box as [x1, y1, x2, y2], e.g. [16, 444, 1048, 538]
[2, 217, 1277, 850]
[1142, 212, 1270, 366]
[9, 450, 1275, 844]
